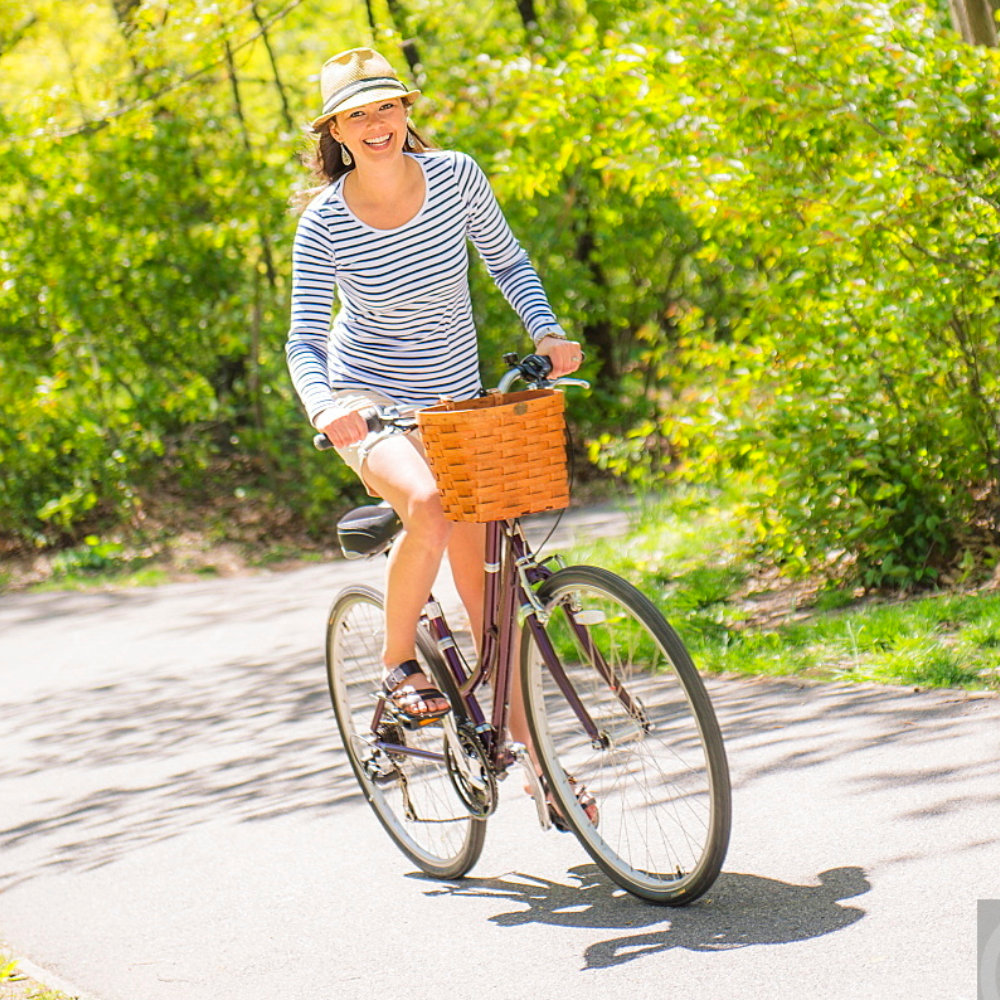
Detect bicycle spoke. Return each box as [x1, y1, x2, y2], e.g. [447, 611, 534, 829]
[327, 586, 486, 878]
[523, 566, 730, 905]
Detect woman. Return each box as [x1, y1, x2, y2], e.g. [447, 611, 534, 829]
[286, 47, 583, 728]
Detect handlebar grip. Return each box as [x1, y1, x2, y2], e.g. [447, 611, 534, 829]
[362, 407, 384, 433]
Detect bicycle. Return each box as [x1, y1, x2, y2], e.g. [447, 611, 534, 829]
[316, 353, 731, 905]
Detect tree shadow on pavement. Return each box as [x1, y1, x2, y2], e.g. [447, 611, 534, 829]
[0, 645, 362, 891]
[4, 564, 995, 899]
[422, 864, 869, 970]
[708, 674, 985, 769]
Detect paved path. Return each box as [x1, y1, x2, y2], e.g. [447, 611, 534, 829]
[1, 506, 998, 1000]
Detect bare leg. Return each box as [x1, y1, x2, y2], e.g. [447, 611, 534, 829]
[363, 434, 451, 714]
[507, 648, 532, 749]
[362, 434, 533, 741]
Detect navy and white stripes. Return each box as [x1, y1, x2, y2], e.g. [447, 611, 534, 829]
[286, 149, 559, 422]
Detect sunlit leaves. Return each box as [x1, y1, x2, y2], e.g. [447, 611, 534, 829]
[1, 0, 999, 583]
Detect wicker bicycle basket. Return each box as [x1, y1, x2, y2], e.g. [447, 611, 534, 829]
[417, 388, 569, 523]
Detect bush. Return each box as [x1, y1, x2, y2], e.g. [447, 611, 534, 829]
[563, 0, 1000, 588]
[2, 0, 999, 595]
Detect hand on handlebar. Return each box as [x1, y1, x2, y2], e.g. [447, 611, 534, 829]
[313, 406, 416, 451]
[315, 408, 369, 448]
[312, 352, 588, 452]
[534, 334, 585, 379]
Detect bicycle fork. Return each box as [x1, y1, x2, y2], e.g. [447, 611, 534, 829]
[522, 600, 649, 751]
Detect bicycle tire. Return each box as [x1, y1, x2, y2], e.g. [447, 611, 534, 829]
[521, 565, 731, 905]
[326, 584, 486, 878]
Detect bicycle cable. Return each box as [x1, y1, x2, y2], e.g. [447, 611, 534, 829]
[529, 419, 576, 560]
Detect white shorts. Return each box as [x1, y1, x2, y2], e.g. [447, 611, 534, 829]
[320, 388, 421, 497]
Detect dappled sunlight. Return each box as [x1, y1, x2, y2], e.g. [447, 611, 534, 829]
[0, 573, 378, 891]
[706, 673, 1000, 837]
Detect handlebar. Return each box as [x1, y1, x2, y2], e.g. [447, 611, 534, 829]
[313, 351, 589, 451]
[496, 352, 590, 394]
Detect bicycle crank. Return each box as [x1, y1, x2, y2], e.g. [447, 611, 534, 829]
[443, 718, 497, 817]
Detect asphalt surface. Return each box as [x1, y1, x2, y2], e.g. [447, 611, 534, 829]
[1, 506, 999, 1000]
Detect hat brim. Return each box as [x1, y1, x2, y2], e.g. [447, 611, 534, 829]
[310, 87, 420, 132]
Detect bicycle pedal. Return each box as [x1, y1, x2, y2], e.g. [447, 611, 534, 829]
[396, 713, 447, 731]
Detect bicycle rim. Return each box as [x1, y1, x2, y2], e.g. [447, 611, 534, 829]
[327, 585, 486, 878]
[522, 566, 731, 905]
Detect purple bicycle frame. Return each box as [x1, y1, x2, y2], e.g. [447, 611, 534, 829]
[368, 517, 646, 769]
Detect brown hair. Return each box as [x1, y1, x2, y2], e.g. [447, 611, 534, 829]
[290, 110, 435, 213]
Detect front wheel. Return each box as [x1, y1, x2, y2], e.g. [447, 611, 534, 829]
[327, 585, 486, 878]
[521, 566, 731, 905]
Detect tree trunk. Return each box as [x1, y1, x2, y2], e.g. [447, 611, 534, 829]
[222, 30, 276, 441]
[250, 0, 294, 130]
[949, 0, 998, 46]
[363, 0, 378, 37]
[507, 0, 613, 375]
[574, 196, 617, 382]
[383, 0, 420, 75]
[515, 0, 539, 30]
[109, 0, 141, 36]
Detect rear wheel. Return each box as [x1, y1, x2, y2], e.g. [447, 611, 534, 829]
[327, 585, 486, 878]
[521, 566, 730, 905]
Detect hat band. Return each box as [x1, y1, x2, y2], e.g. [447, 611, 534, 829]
[321, 76, 407, 116]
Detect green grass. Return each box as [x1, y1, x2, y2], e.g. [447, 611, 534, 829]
[21, 535, 171, 592]
[0, 951, 74, 1000]
[563, 489, 1000, 691]
[29, 566, 171, 592]
[9, 486, 1000, 692]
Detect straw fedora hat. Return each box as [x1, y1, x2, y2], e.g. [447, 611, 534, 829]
[310, 47, 420, 132]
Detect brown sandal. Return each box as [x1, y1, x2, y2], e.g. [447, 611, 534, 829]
[382, 660, 451, 728]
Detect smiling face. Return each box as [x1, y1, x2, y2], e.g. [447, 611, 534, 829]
[330, 98, 409, 165]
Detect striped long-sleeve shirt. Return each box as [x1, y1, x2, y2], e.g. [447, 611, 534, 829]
[286, 149, 560, 422]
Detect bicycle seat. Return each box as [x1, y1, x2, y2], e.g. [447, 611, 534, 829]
[336, 504, 402, 559]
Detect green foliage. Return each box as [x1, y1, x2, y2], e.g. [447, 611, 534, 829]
[49, 535, 128, 576]
[431, 0, 1000, 589]
[564, 492, 1000, 690]
[2, 0, 1000, 596]
[570, 0, 1000, 590]
[0, 955, 20, 981]
[0, 948, 73, 999]
[0, 0, 348, 544]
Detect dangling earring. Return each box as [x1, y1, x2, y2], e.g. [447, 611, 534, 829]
[403, 131, 413, 151]
[341, 144, 353, 167]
